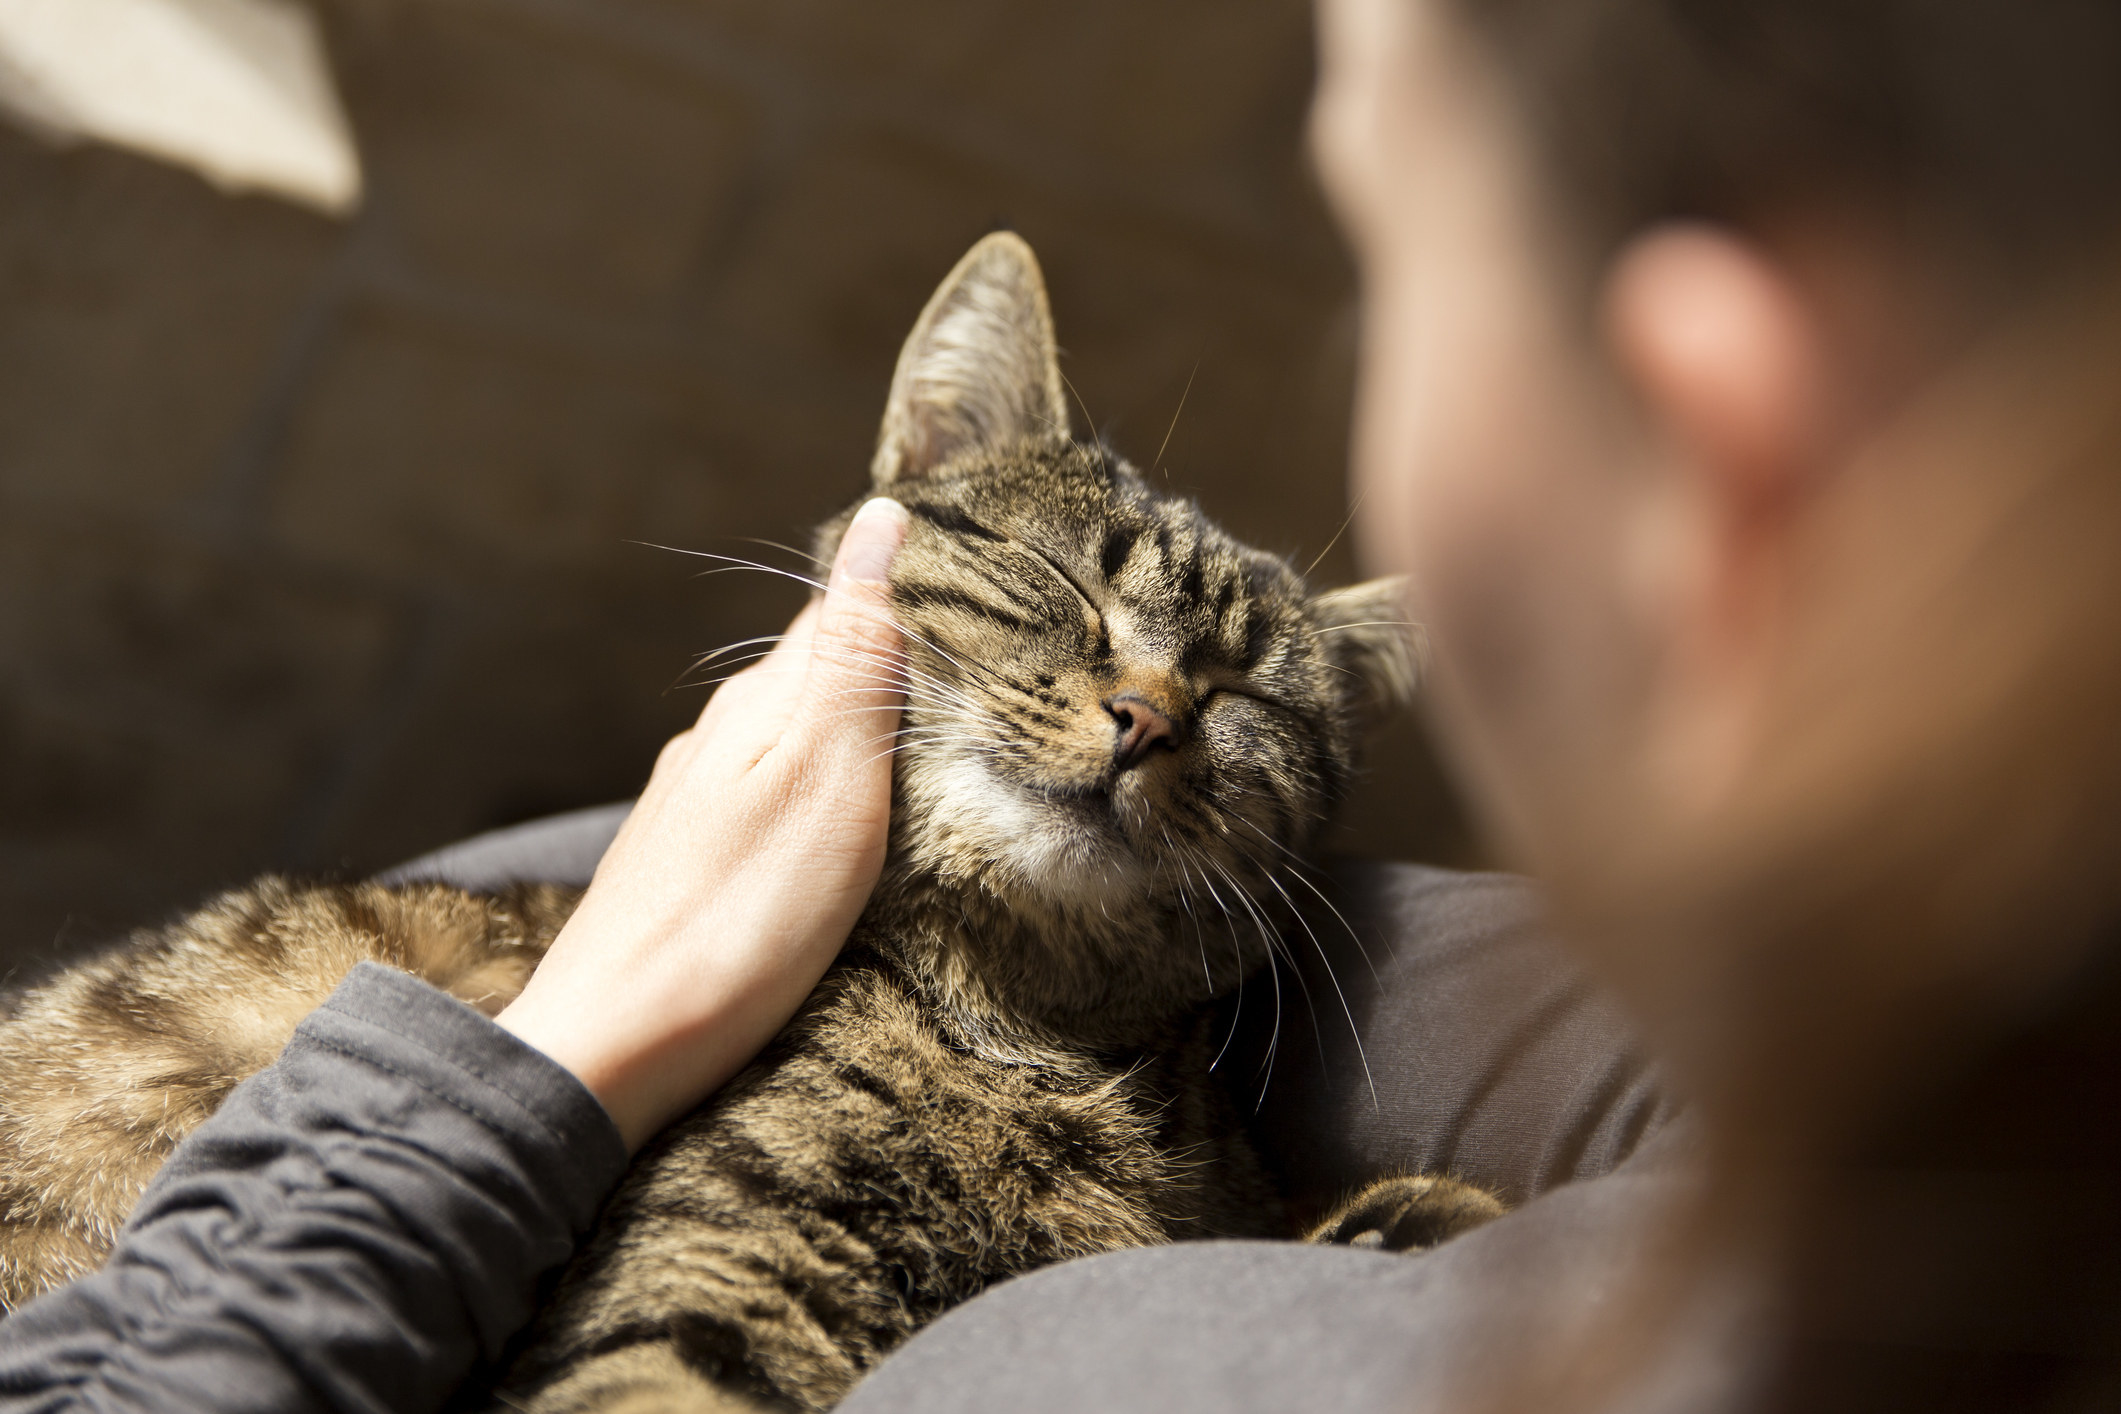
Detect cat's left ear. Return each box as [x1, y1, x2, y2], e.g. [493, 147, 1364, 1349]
[872, 231, 1071, 486]
[1310, 577, 1422, 725]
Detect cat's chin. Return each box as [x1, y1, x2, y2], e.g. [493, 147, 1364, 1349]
[898, 752, 1158, 913]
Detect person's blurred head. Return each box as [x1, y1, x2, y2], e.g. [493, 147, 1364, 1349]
[1313, 0, 2121, 1157]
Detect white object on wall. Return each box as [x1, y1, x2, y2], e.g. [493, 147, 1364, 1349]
[0, 0, 361, 214]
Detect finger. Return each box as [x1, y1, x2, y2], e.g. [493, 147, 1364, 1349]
[758, 597, 824, 674]
[694, 599, 824, 734]
[793, 497, 909, 763]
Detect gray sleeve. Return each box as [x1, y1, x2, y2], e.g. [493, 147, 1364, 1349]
[0, 961, 629, 1414]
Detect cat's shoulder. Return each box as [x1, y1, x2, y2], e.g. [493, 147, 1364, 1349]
[0, 874, 578, 1067]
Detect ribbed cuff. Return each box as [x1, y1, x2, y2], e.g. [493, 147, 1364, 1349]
[296, 961, 627, 1233]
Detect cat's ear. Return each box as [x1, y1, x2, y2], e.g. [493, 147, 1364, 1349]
[1311, 577, 1423, 726]
[872, 232, 1071, 486]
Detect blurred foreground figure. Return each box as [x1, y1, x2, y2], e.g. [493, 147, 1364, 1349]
[1313, 0, 2121, 1409]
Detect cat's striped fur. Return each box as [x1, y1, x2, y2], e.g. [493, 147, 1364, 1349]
[0, 235, 1497, 1412]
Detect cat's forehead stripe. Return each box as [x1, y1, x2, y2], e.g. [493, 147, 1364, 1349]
[895, 580, 1037, 635]
[888, 456, 1344, 694]
[1099, 523, 1139, 582]
[908, 501, 1007, 543]
[1178, 553, 1206, 607]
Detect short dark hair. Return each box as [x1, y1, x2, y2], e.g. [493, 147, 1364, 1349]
[1450, 0, 2121, 282]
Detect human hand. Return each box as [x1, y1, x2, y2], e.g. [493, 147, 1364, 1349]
[495, 497, 910, 1151]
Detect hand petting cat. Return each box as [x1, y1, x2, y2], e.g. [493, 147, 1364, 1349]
[496, 496, 911, 1151]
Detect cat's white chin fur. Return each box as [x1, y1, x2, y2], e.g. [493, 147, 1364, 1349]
[900, 753, 1155, 910]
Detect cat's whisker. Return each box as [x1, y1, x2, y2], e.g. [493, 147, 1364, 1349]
[815, 705, 937, 736]
[1159, 823, 1217, 997]
[760, 644, 1004, 726]
[674, 652, 808, 691]
[835, 724, 1007, 765]
[854, 724, 1014, 769]
[633, 544, 1016, 700]
[689, 633, 793, 672]
[1227, 839, 1380, 1110]
[1175, 846, 1285, 1100]
[683, 635, 953, 691]
[862, 742, 977, 769]
[670, 635, 792, 692]
[725, 534, 831, 572]
[633, 544, 830, 593]
[1163, 827, 1255, 1079]
[1198, 852, 1323, 1110]
[1149, 360, 1198, 481]
[883, 716, 1008, 742]
[1228, 811, 1386, 993]
[812, 678, 995, 723]
[678, 639, 952, 699]
[1301, 620, 1417, 637]
[789, 637, 942, 683]
[1058, 370, 1102, 459]
[675, 653, 979, 721]
[681, 663, 815, 694]
[852, 727, 1010, 758]
[1300, 487, 1368, 581]
[1197, 782, 1381, 1045]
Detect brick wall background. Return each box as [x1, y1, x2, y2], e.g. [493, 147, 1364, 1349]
[0, 0, 1476, 974]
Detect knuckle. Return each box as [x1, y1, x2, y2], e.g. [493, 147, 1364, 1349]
[654, 730, 696, 772]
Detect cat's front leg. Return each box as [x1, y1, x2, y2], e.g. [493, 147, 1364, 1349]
[485, 1106, 922, 1414]
[495, 1342, 780, 1414]
[1304, 1173, 1506, 1253]
[487, 1216, 898, 1414]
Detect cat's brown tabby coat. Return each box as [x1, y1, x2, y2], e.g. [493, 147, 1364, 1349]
[0, 235, 1499, 1412]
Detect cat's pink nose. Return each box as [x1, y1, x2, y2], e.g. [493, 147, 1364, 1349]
[1105, 692, 1181, 771]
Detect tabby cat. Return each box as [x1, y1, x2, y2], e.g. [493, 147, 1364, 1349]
[0, 234, 1500, 1412]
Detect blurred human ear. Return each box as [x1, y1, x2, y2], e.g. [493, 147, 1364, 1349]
[1600, 224, 1834, 820]
[1603, 224, 1827, 512]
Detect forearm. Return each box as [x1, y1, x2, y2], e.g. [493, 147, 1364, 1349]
[0, 963, 627, 1414]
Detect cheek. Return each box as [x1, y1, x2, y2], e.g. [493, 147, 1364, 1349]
[1347, 250, 1657, 864]
[1351, 264, 1552, 639]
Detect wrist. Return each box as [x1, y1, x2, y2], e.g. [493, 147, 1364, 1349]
[493, 912, 837, 1151]
[494, 977, 718, 1153]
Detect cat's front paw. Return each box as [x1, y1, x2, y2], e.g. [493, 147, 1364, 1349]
[1304, 1174, 1506, 1253]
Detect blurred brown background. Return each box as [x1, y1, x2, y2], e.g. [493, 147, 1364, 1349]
[0, 0, 1474, 975]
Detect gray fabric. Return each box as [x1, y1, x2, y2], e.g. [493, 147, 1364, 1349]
[838, 861, 1699, 1414]
[840, 1123, 1718, 1414]
[1241, 860, 1672, 1209]
[374, 802, 632, 893]
[0, 962, 628, 1414]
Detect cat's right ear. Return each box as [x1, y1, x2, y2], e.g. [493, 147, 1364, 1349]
[1311, 576, 1423, 727]
[871, 232, 1071, 486]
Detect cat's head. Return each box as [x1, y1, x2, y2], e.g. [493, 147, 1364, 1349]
[819, 234, 1416, 1015]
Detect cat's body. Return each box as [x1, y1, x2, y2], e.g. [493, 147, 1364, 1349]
[506, 934, 1282, 1412]
[0, 235, 1498, 1412]
[0, 878, 574, 1307]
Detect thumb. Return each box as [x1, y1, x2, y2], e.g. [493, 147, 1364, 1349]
[796, 496, 910, 759]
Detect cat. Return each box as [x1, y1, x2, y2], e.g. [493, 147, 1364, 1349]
[0, 233, 1501, 1412]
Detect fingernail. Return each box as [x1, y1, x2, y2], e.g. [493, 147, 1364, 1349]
[841, 497, 909, 584]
